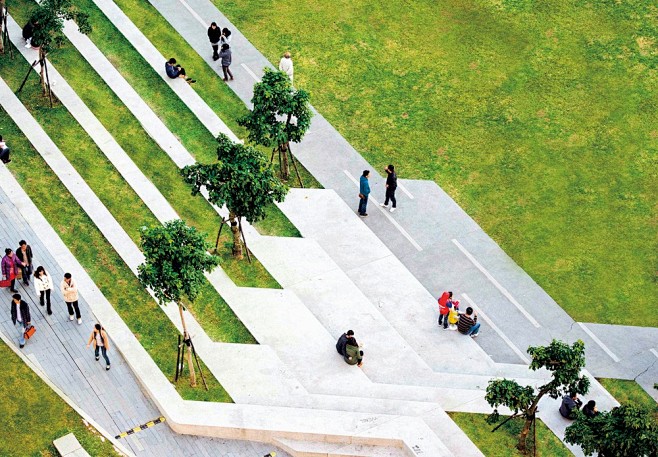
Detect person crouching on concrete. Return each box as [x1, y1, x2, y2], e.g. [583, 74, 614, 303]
[344, 337, 363, 367]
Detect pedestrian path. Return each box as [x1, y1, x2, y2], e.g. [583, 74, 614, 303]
[147, 0, 658, 401]
[0, 172, 284, 457]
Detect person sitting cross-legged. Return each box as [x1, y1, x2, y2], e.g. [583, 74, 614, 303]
[165, 58, 196, 84]
[457, 306, 481, 337]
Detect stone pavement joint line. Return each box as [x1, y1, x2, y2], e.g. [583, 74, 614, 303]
[150, 0, 658, 401]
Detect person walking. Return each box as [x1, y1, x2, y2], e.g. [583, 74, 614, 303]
[165, 58, 196, 84]
[15, 240, 33, 286]
[207, 22, 221, 61]
[0, 135, 11, 164]
[358, 170, 371, 217]
[279, 51, 294, 83]
[61, 272, 82, 324]
[219, 43, 234, 81]
[2, 248, 24, 293]
[33, 266, 53, 315]
[10, 294, 31, 349]
[380, 164, 397, 212]
[87, 324, 111, 371]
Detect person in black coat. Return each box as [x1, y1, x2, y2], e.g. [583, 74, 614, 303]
[207, 22, 221, 61]
[15, 240, 33, 286]
[22, 17, 39, 48]
[10, 294, 31, 348]
[380, 164, 398, 212]
[335, 329, 354, 356]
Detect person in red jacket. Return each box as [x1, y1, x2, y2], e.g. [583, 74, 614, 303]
[438, 291, 459, 329]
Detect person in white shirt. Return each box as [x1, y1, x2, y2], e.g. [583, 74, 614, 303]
[34, 266, 53, 315]
[279, 51, 294, 84]
[0, 134, 10, 164]
[61, 272, 82, 324]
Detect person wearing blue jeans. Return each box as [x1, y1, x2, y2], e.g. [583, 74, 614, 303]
[87, 324, 111, 371]
[358, 170, 371, 217]
[457, 306, 481, 337]
[10, 294, 31, 348]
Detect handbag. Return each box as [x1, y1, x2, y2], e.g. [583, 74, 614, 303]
[358, 193, 365, 199]
[0, 278, 10, 288]
[24, 325, 36, 340]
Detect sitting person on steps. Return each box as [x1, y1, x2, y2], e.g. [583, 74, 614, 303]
[457, 306, 480, 337]
[165, 58, 196, 84]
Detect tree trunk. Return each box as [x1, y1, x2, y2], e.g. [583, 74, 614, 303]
[518, 392, 545, 453]
[178, 303, 196, 387]
[0, 0, 5, 55]
[39, 48, 48, 96]
[229, 212, 243, 259]
[280, 143, 290, 181]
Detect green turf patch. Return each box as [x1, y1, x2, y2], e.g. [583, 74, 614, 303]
[598, 378, 658, 418]
[215, 0, 658, 327]
[0, 342, 120, 456]
[449, 412, 573, 456]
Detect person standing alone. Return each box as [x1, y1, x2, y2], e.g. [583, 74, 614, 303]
[279, 51, 294, 83]
[61, 272, 82, 324]
[87, 324, 111, 371]
[358, 170, 371, 217]
[380, 164, 397, 212]
[207, 22, 221, 61]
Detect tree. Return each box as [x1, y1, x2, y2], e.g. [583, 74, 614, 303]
[137, 219, 219, 387]
[485, 339, 590, 454]
[238, 68, 311, 184]
[565, 405, 658, 456]
[29, 0, 91, 95]
[181, 133, 288, 260]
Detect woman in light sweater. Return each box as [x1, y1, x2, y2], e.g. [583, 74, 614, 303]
[33, 266, 53, 315]
[278, 51, 294, 84]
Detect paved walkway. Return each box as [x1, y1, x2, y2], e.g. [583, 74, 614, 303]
[147, 0, 658, 401]
[0, 177, 283, 457]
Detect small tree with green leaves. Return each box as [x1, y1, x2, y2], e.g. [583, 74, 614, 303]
[137, 219, 219, 387]
[485, 339, 590, 454]
[181, 133, 288, 260]
[29, 0, 91, 95]
[238, 68, 311, 184]
[565, 404, 658, 456]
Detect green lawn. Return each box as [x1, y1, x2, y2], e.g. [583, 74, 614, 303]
[449, 412, 572, 456]
[216, 0, 658, 326]
[598, 378, 658, 418]
[0, 96, 235, 402]
[0, 342, 120, 456]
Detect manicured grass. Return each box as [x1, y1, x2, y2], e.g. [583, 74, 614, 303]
[0, 342, 120, 456]
[0, 90, 235, 402]
[216, 0, 658, 326]
[449, 412, 572, 457]
[598, 378, 658, 418]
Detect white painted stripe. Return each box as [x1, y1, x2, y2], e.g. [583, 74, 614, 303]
[343, 170, 422, 251]
[462, 293, 531, 364]
[651, 348, 658, 359]
[397, 182, 414, 199]
[578, 323, 620, 363]
[241, 63, 261, 82]
[452, 239, 541, 328]
[177, 0, 208, 28]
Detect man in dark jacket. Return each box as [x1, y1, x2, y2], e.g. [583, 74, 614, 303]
[16, 240, 33, 286]
[559, 392, 583, 419]
[11, 294, 31, 348]
[22, 17, 39, 48]
[380, 164, 398, 212]
[165, 58, 196, 84]
[207, 22, 221, 61]
[336, 329, 354, 356]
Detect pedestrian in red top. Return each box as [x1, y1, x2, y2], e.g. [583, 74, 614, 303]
[438, 291, 459, 329]
[2, 248, 24, 293]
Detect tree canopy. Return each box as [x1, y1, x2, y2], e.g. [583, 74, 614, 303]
[485, 339, 590, 452]
[565, 404, 658, 456]
[30, 0, 91, 52]
[137, 219, 219, 305]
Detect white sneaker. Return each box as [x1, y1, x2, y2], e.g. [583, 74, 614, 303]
[77, 318, 82, 325]
[25, 42, 31, 48]
[69, 315, 74, 321]
[390, 207, 396, 213]
[380, 203, 388, 208]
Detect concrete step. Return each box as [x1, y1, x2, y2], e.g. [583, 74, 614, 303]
[274, 438, 408, 457]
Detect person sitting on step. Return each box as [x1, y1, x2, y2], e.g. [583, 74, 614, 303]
[165, 58, 196, 84]
[457, 306, 480, 337]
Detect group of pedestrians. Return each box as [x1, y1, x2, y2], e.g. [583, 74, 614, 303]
[358, 164, 398, 217]
[437, 291, 480, 337]
[2, 242, 110, 370]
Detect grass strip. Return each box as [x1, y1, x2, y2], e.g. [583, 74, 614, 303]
[216, 0, 658, 327]
[0, 39, 255, 343]
[0, 104, 233, 401]
[449, 412, 572, 457]
[9, 0, 286, 286]
[0, 341, 121, 456]
[598, 378, 658, 419]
